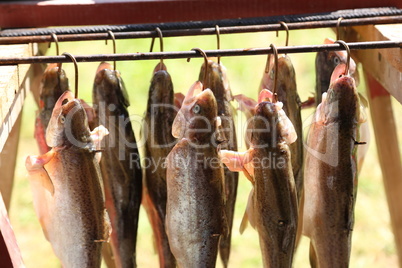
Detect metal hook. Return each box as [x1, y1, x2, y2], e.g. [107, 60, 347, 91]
[278, 21, 289, 47]
[105, 30, 117, 70]
[62, 52, 79, 99]
[48, 33, 60, 56]
[190, 48, 208, 90]
[336, 17, 344, 41]
[150, 27, 164, 65]
[334, 40, 350, 76]
[265, 44, 278, 102]
[215, 25, 221, 64]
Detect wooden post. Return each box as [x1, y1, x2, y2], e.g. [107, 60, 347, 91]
[365, 72, 402, 267]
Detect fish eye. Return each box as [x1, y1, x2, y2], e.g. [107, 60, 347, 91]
[193, 104, 201, 114]
[333, 56, 341, 65]
[60, 115, 65, 124]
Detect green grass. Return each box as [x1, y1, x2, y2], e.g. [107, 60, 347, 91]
[9, 28, 401, 267]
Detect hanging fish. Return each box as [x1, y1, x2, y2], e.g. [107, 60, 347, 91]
[26, 91, 110, 268]
[260, 54, 303, 205]
[220, 90, 298, 268]
[315, 38, 359, 106]
[34, 63, 69, 154]
[92, 62, 142, 268]
[303, 64, 366, 267]
[166, 82, 226, 268]
[142, 62, 177, 268]
[198, 60, 238, 267]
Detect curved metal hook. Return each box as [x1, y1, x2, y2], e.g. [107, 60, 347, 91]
[106, 30, 117, 70]
[334, 40, 350, 76]
[49, 33, 60, 56]
[62, 52, 79, 99]
[215, 25, 221, 64]
[336, 17, 344, 41]
[266, 44, 278, 102]
[191, 48, 208, 90]
[278, 21, 289, 47]
[150, 27, 164, 65]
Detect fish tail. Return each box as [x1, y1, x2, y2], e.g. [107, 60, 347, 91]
[309, 242, 318, 268]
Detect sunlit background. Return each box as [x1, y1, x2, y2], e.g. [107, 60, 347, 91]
[9, 27, 401, 267]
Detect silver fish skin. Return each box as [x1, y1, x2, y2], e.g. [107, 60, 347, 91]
[92, 62, 142, 268]
[26, 91, 109, 268]
[199, 60, 238, 267]
[303, 74, 360, 268]
[143, 62, 177, 268]
[166, 85, 225, 268]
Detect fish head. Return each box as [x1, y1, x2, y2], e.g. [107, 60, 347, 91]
[147, 69, 174, 107]
[315, 38, 359, 98]
[198, 59, 232, 101]
[46, 91, 91, 148]
[253, 101, 297, 146]
[324, 64, 360, 123]
[39, 63, 69, 114]
[93, 62, 130, 112]
[172, 82, 218, 143]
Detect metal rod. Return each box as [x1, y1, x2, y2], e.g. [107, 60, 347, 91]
[0, 41, 400, 66]
[0, 15, 402, 45]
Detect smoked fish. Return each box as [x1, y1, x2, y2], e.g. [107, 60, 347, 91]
[221, 91, 298, 268]
[142, 62, 177, 268]
[26, 91, 109, 268]
[34, 63, 69, 154]
[303, 64, 365, 267]
[92, 62, 142, 268]
[166, 82, 226, 268]
[199, 60, 238, 267]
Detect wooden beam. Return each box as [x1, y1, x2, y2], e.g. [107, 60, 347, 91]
[340, 24, 402, 103]
[0, 192, 24, 267]
[0, 1, 400, 28]
[364, 72, 402, 267]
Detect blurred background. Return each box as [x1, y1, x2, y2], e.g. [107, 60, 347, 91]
[9, 27, 402, 267]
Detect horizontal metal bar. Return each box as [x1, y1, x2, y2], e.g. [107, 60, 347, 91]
[0, 15, 401, 45]
[0, 41, 400, 65]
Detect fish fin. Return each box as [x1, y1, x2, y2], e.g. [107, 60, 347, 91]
[301, 96, 316, 109]
[276, 105, 297, 144]
[25, 150, 55, 195]
[90, 125, 109, 151]
[174, 92, 185, 110]
[103, 209, 112, 243]
[240, 188, 255, 234]
[101, 243, 117, 268]
[309, 242, 318, 268]
[233, 94, 257, 119]
[239, 210, 248, 235]
[258, 89, 273, 103]
[357, 120, 370, 173]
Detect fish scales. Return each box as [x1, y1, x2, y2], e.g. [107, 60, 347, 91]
[93, 62, 142, 268]
[199, 60, 238, 267]
[143, 63, 177, 268]
[303, 74, 360, 268]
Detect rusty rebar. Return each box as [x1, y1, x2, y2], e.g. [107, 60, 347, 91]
[0, 40, 400, 65]
[0, 15, 401, 45]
